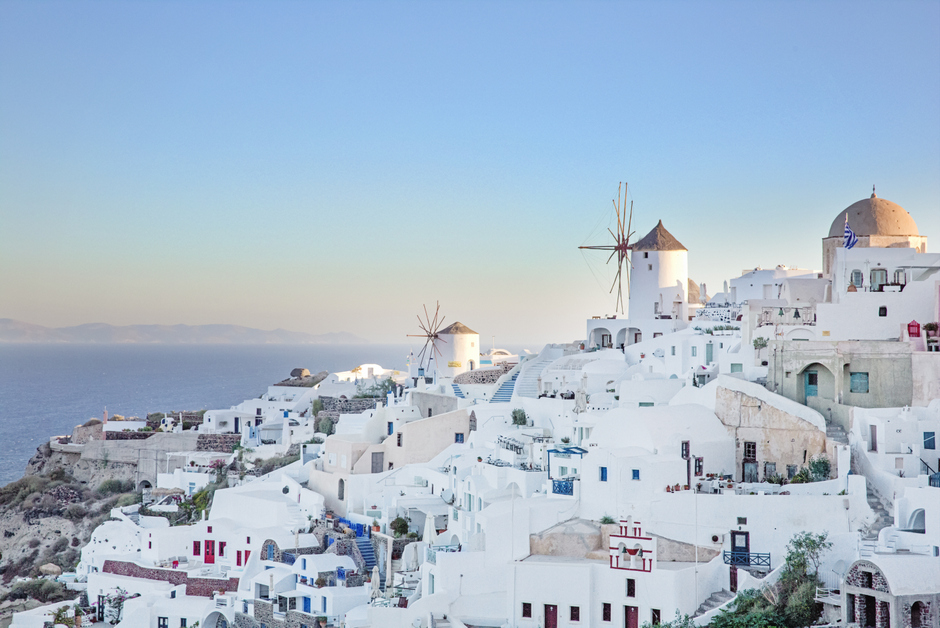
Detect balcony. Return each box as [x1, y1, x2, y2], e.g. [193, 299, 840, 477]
[723, 551, 771, 568]
[425, 544, 460, 565]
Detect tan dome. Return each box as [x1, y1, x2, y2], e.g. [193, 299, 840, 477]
[827, 194, 919, 238]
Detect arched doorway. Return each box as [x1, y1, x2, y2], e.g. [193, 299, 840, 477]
[338, 478, 345, 501]
[203, 611, 230, 628]
[798, 363, 834, 404]
[908, 509, 926, 533]
[911, 601, 926, 627]
[592, 327, 612, 349]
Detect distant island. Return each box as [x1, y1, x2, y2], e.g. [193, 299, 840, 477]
[0, 319, 368, 344]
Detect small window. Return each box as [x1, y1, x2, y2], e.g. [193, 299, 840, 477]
[559, 466, 568, 477]
[599, 466, 608, 482]
[737, 517, 747, 525]
[626, 578, 636, 597]
[652, 609, 661, 625]
[387, 422, 393, 436]
[871, 268, 887, 291]
[207, 526, 212, 533]
[744, 441, 757, 460]
[247, 536, 251, 544]
[681, 441, 690, 459]
[455, 433, 464, 443]
[730, 363, 743, 373]
[694, 457, 703, 476]
[850, 269, 864, 287]
[691, 346, 698, 357]
[925, 432, 936, 450]
[639, 402, 654, 407]
[570, 606, 580, 621]
[631, 469, 640, 480]
[193, 541, 200, 557]
[878, 306, 887, 317]
[181, 620, 187, 628]
[648, 264, 652, 270]
[787, 465, 798, 479]
[670, 346, 676, 356]
[158, 619, 169, 628]
[849, 372, 870, 393]
[428, 408, 433, 418]
[644, 252, 649, 258]
[397, 432, 403, 447]
[522, 602, 532, 618]
[893, 269, 906, 285]
[603, 602, 612, 621]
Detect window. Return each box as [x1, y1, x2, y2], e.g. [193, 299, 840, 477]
[219, 541, 226, 556]
[632, 469, 640, 480]
[559, 466, 568, 477]
[428, 409, 433, 418]
[671, 346, 676, 356]
[737, 517, 747, 525]
[627, 578, 636, 597]
[387, 421, 393, 435]
[599, 466, 608, 482]
[787, 465, 798, 479]
[603, 602, 612, 621]
[648, 264, 652, 270]
[207, 526, 212, 533]
[894, 269, 906, 285]
[925, 432, 936, 450]
[455, 433, 464, 443]
[850, 372, 870, 393]
[247, 536, 251, 544]
[570, 606, 580, 621]
[764, 462, 776, 479]
[639, 402, 654, 407]
[878, 306, 887, 317]
[743, 441, 756, 460]
[148, 541, 152, 549]
[850, 269, 864, 287]
[644, 252, 649, 258]
[871, 268, 887, 291]
[397, 432, 403, 447]
[681, 441, 690, 459]
[236, 551, 242, 566]
[522, 602, 532, 618]
[695, 457, 704, 476]
[193, 541, 200, 557]
[730, 363, 743, 373]
[652, 609, 661, 625]
[158, 619, 168, 628]
[181, 620, 187, 628]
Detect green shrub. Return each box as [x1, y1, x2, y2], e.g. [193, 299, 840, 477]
[599, 515, 616, 524]
[97, 479, 134, 495]
[1, 579, 71, 603]
[808, 454, 831, 482]
[389, 516, 410, 538]
[317, 417, 334, 436]
[511, 409, 528, 426]
[64, 503, 88, 520]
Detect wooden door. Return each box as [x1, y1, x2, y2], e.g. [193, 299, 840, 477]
[205, 540, 215, 564]
[372, 452, 384, 474]
[544, 604, 557, 628]
[730, 565, 738, 592]
[625, 605, 638, 628]
[730, 531, 749, 565]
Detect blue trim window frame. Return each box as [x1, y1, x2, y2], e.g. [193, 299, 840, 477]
[599, 466, 608, 482]
[849, 372, 870, 393]
[387, 422, 394, 436]
[455, 433, 465, 443]
[632, 469, 640, 481]
[925, 432, 936, 450]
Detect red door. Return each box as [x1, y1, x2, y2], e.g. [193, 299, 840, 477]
[205, 540, 215, 564]
[625, 605, 638, 628]
[544, 604, 557, 628]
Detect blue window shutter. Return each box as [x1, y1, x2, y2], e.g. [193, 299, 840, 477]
[600, 467, 607, 482]
[925, 432, 936, 450]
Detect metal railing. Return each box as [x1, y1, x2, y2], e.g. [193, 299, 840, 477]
[425, 544, 460, 565]
[552, 479, 574, 495]
[722, 551, 770, 568]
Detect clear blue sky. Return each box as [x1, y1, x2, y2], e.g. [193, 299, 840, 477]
[1, 1, 938, 344]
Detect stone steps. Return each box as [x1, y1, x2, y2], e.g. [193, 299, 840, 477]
[694, 589, 734, 617]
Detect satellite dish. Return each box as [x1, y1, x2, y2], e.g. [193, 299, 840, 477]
[441, 489, 454, 504]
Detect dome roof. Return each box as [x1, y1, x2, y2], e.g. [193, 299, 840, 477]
[827, 193, 919, 238]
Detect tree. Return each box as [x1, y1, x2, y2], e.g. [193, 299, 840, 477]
[317, 417, 334, 436]
[511, 409, 528, 426]
[389, 516, 410, 538]
[641, 610, 696, 628]
[105, 587, 131, 624]
[753, 337, 768, 360]
[784, 531, 832, 578]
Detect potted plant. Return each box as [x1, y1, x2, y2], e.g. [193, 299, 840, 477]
[925, 322, 938, 337]
[315, 577, 326, 588]
[372, 519, 380, 532]
[317, 617, 327, 628]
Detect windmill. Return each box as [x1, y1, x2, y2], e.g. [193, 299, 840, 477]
[407, 302, 447, 373]
[579, 181, 636, 314]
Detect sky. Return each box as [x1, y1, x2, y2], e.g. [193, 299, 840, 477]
[1, 1, 938, 345]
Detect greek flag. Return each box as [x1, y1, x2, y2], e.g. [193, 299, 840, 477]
[843, 215, 858, 249]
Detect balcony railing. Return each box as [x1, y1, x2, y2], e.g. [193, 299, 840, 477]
[426, 544, 460, 565]
[723, 551, 770, 568]
[552, 479, 574, 495]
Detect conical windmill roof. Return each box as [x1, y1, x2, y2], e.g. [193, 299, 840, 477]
[438, 322, 478, 335]
[632, 220, 687, 251]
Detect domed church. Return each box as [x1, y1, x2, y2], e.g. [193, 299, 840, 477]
[822, 188, 927, 276]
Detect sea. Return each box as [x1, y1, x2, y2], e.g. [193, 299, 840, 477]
[0, 343, 420, 486]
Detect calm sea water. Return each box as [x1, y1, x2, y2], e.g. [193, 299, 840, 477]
[0, 343, 418, 485]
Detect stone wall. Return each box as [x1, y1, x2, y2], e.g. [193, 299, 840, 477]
[252, 600, 323, 628]
[71, 422, 104, 444]
[409, 391, 458, 419]
[104, 431, 154, 441]
[101, 560, 239, 596]
[454, 364, 511, 385]
[319, 396, 378, 414]
[197, 434, 243, 453]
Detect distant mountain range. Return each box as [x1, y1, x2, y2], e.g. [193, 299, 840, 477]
[0, 319, 368, 345]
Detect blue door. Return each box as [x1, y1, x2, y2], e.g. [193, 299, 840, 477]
[805, 371, 818, 397]
[705, 343, 714, 364]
